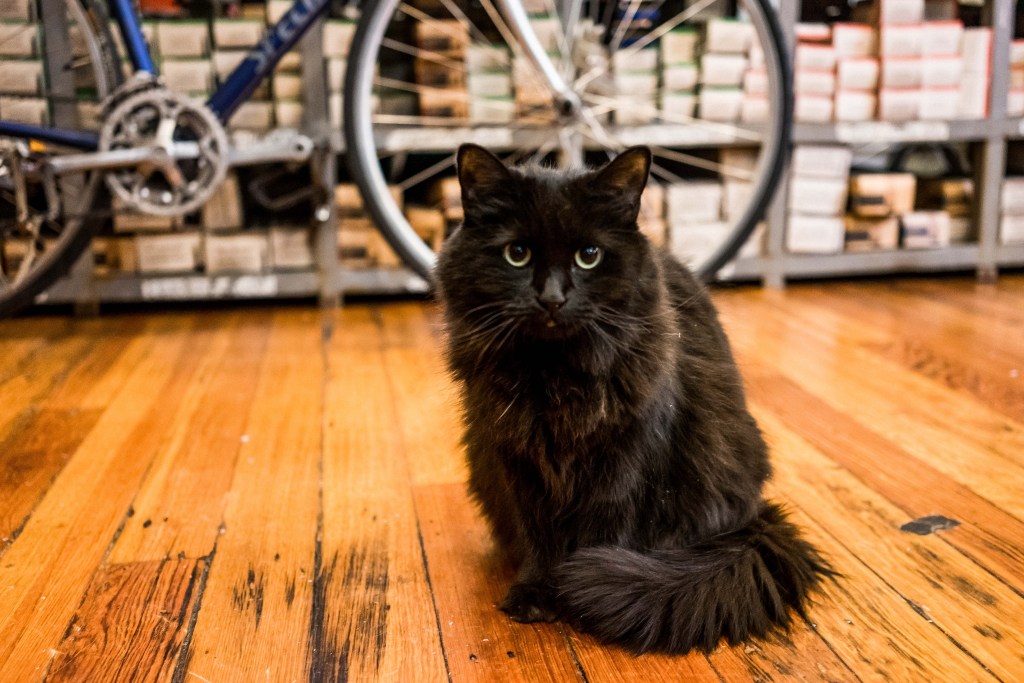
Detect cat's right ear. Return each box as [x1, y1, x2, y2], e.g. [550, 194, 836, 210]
[457, 144, 512, 206]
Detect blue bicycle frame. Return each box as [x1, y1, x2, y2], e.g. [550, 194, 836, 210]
[0, 0, 331, 150]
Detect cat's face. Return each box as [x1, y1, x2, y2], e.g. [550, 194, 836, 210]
[437, 145, 658, 344]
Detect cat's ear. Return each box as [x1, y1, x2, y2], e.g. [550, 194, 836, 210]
[591, 146, 652, 221]
[457, 144, 512, 205]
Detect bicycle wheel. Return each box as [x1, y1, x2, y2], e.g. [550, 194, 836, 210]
[344, 0, 791, 283]
[0, 0, 124, 316]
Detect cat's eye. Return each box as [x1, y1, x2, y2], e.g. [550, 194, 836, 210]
[503, 243, 532, 268]
[574, 246, 603, 270]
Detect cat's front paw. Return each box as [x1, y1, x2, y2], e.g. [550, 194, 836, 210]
[500, 582, 560, 623]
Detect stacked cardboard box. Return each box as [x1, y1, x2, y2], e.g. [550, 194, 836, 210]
[0, 18, 46, 124]
[787, 145, 851, 252]
[467, 44, 513, 124]
[698, 18, 752, 122]
[792, 0, 989, 123]
[336, 183, 405, 268]
[415, 18, 469, 119]
[661, 28, 699, 121]
[916, 176, 973, 242]
[666, 180, 727, 265]
[613, 47, 659, 125]
[1011, 40, 1024, 117]
[1000, 178, 1024, 245]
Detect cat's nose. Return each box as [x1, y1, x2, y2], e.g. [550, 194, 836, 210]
[538, 275, 567, 313]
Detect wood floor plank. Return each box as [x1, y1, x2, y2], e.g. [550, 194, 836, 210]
[0, 408, 102, 555]
[377, 303, 467, 487]
[798, 285, 1024, 424]
[313, 305, 447, 682]
[107, 312, 271, 564]
[754, 402, 1024, 681]
[706, 623, 856, 682]
[181, 311, 323, 682]
[0, 316, 203, 679]
[743, 369, 1024, 598]
[44, 558, 206, 682]
[716, 292, 1024, 521]
[565, 631, 720, 682]
[413, 482, 583, 683]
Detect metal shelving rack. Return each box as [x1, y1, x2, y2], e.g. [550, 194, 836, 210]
[751, 0, 1024, 287]
[30, 0, 1024, 307]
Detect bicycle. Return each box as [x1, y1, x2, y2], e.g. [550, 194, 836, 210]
[0, 0, 790, 316]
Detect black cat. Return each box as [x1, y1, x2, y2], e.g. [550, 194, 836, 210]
[435, 144, 834, 654]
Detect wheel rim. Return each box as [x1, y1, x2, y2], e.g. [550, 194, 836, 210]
[345, 0, 790, 283]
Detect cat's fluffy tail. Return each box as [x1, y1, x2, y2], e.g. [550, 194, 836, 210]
[553, 503, 835, 654]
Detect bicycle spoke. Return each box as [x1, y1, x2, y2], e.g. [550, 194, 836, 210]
[397, 155, 456, 192]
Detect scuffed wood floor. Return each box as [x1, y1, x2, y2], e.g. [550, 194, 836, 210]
[1, 275, 1022, 682]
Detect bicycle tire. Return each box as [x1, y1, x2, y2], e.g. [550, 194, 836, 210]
[344, 0, 792, 284]
[0, 0, 124, 316]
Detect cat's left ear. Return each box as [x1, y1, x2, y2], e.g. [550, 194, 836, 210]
[457, 144, 513, 206]
[591, 146, 652, 222]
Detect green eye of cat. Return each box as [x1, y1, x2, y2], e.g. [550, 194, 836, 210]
[503, 243, 532, 268]
[575, 246, 603, 269]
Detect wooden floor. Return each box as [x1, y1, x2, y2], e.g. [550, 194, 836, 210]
[1, 276, 1022, 682]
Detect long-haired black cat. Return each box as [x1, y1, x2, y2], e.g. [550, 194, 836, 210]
[435, 144, 834, 655]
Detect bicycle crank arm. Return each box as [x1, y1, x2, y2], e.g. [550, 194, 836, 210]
[225, 132, 315, 167]
[46, 144, 202, 175]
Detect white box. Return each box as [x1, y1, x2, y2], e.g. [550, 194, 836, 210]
[961, 28, 992, 73]
[699, 88, 743, 121]
[528, 16, 560, 52]
[161, 59, 213, 94]
[880, 25, 923, 57]
[663, 63, 699, 91]
[878, 87, 920, 121]
[796, 69, 836, 96]
[669, 221, 731, 266]
[795, 23, 831, 44]
[999, 177, 1024, 214]
[835, 90, 877, 121]
[155, 21, 209, 57]
[792, 145, 853, 179]
[740, 96, 769, 123]
[323, 20, 356, 58]
[742, 67, 768, 95]
[832, 24, 876, 58]
[722, 181, 754, 220]
[270, 227, 314, 269]
[661, 29, 699, 64]
[789, 176, 848, 216]
[922, 21, 963, 56]
[329, 92, 342, 127]
[795, 94, 833, 122]
[613, 47, 659, 72]
[918, 87, 958, 120]
[661, 91, 697, 119]
[1001, 215, 1024, 244]
[0, 59, 43, 95]
[795, 44, 836, 71]
[205, 234, 269, 273]
[667, 181, 723, 225]
[1012, 39, 1024, 67]
[466, 44, 511, 72]
[700, 54, 748, 86]
[957, 75, 988, 119]
[0, 22, 38, 56]
[837, 58, 879, 90]
[877, 0, 925, 25]
[705, 18, 754, 54]
[213, 19, 264, 49]
[136, 233, 201, 272]
[267, 0, 291, 24]
[738, 222, 766, 258]
[467, 71, 512, 97]
[881, 57, 922, 88]
[614, 71, 659, 95]
[921, 56, 962, 88]
[469, 97, 514, 124]
[1009, 89, 1024, 117]
[213, 50, 247, 81]
[276, 50, 302, 73]
[719, 147, 759, 176]
[614, 97, 658, 125]
[901, 210, 950, 248]
[786, 214, 845, 253]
